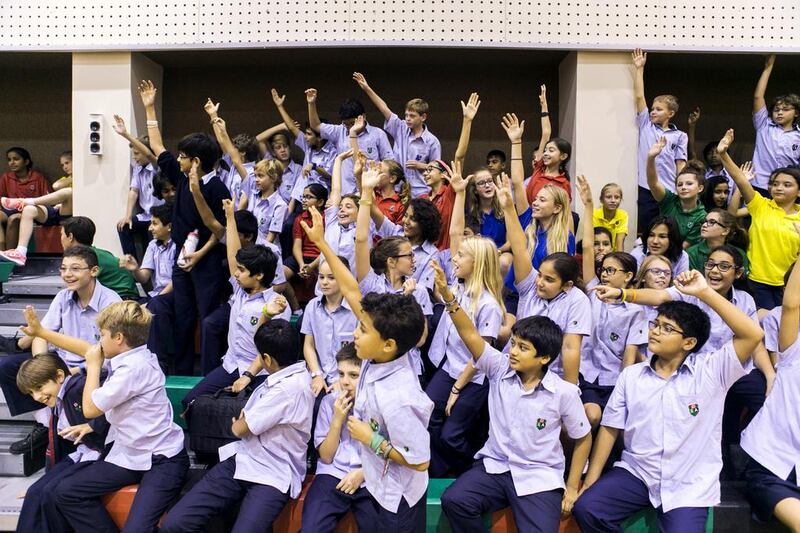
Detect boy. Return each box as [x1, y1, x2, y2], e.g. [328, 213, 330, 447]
[301, 342, 377, 532]
[119, 203, 175, 298]
[432, 262, 592, 532]
[632, 48, 688, 236]
[353, 72, 441, 198]
[300, 205, 433, 529]
[307, 88, 394, 195]
[573, 270, 764, 531]
[15, 351, 110, 533]
[160, 319, 312, 532]
[138, 80, 230, 375]
[486, 149, 507, 178]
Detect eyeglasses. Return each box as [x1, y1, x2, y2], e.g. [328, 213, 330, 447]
[59, 266, 92, 274]
[475, 179, 494, 188]
[704, 260, 735, 273]
[645, 268, 671, 278]
[176, 153, 189, 160]
[392, 253, 414, 260]
[648, 320, 685, 336]
[425, 165, 443, 173]
[600, 266, 626, 276]
[302, 195, 318, 200]
[702, 218, 727, 229]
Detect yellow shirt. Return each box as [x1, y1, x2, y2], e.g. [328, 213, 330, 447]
[593, 207, 629, 242]
[746, 194, 800, 286]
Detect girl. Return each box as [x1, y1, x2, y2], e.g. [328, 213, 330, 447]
[582, 227, 614, 282]
[647, 137, 707, 247]
[717, 128, 800, 310]
[465, 167, 506, 250]
[240, 159, 288, 251]
[423, 159, 455, 250]
[0, 146, 49, 250]
[701, 175, 731, 212]
[630, 215, 690, 276]
[633, 254, 673, 323]
[285, 183, 328, 283]
[523, 184, 574, 270]
[324, 150, 366, 275]
[525, 129, 572, 205]
[593, 183, 629, 251]
[686, 208, 749, 273]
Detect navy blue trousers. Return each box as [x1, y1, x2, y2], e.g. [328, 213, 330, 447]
[426, 368, 489, 477]
[159, 456, 289, 533]
[442, 461, 562, 533]
[637, 186, 660, 237]
[118, 218, 151, 259]
[373, 489, 427, 533]
[300, 473, 377, 533]
[20, 458, 95, 533]
[749, 279, 784, 311]
[723, 369, 766, 445]
[0, 351, 44, 415]
[146, 292, 175, 373]
[53, 449, 189, 533]
[200, 302, 230, 376]
[573, 467, 709, 533]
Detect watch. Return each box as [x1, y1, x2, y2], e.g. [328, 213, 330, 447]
[310, 371, 323, 378]
[242, 371, 255, 379]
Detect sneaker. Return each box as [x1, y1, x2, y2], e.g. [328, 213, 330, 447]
[0, 197, 25, 212]
[0, 249, 26, 267]
[9, 423, 48, 454]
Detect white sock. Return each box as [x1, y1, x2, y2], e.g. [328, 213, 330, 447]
[33, 407, 50, 425]
[16, 246, 27, 255]
[23, 198, 35, 206]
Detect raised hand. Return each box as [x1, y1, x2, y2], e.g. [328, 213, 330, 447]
[265, 294, 289, 317]
[492, 173, 515, 211]
[575, 174, 593, 207]
[631, 48, 647, 68]
[305, 88, 317, 103]
[360, 160, 381, 190]
[188, 161, 201, 194]
[449, 160, 471, 194]
[204, 98, 220, 119]
[300, 205, 325, 244]
[648, 136, 667, 158]
[716, 129, 734, 155]
[740, 160, 755, 182]
[20, 305, 43, 337]
[271, 88, 285, 107]
[764, 54, 776, 70]
[538, 85, 548, 108]
[138, 80, 157, 107]
[501, 113, 525, 143]
[688, 107, 700, 125]
[222, 198, 235, 219]
[352, 72, 370, 91]
[350, 115, 366, 137]
[431, 260, 452, 303]
[461, 92, 481, 120]
[112, 115, 128, 136]
[673, 269, 710, 296]
[336, 149, 354, 162]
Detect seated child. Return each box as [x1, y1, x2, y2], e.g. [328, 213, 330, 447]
[160, 319, 313, 532]
[119, 203, 175, 299]
[593, 183, 629, 251]
[0, 146, 50, 251]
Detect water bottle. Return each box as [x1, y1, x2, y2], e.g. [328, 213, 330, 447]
[177, 230, 199, 267]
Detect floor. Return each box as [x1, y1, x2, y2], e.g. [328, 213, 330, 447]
[0, 470, 43, 531]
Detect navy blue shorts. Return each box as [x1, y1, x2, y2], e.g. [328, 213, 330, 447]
[579, 374, 614, 409]
[744, 456, 800, 522]
[42, 205, 63, 226]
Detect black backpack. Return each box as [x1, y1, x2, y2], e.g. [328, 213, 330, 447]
[186, 387, 252, 461]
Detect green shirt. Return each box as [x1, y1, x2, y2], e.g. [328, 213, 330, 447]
[658, 190, 706, 247]
[686, 240, 749, 275]
[92, 246, 138, 300]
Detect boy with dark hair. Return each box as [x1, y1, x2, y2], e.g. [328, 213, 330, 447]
[574, 270, 764, 531]
[119, 204, 175, 298]
[486, 149, 507, 178]
[160, 318, 313, 532]
[301, 205, 433, 530]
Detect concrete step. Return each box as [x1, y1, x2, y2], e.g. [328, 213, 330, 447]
[0, 298, 51, 326]
[2, 275, 62, 297]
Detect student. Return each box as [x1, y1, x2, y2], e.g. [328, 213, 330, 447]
[574, 270, 764, 532]
[111, 114, 162, 258]
[204, 100, 258, 208]
[15, 351, 109, 533]
[422, 159, 455, 250]
[740, 258, 800, 532]
[307, 88, 394, 195]
[453, 92, 481, 169]
[300, 206, 433, 530]
[138, 80, 230, 375]
[647, 138, 706, 247]
[485, 150, 507, 178]
[701, 175, 731, 212]
[161, 319, 311, 532]
[717, 128, 800, 310]
[32, 301, 190, 532]
[687, 108, 734, 192]
[593, 183, 629, 251]
[268, 131, 304, 208]
[119, 203, 175, 299]
[242, 158, 288, 248]
[522, 184, 575, 270]
[54, 151, 73, 190]
[633, 254, 674, 323]
[630, 215, 690, 277]
[0, 146, 50, 250]
[353, 72, 442, 198]
[434, 262, 592, 532]
[524, 88, 573, 206]
[686, 209, 748, 273]
[324, 150, 364, 275]
[153, 171, 177, 206]
[632, 48, 688, 236]
[751, 54, 800, 197]
[465, 168, 506, 250]
[579, 226, 614, 282]
[285, 183, 328, 283]
[300, 343, 378, 532]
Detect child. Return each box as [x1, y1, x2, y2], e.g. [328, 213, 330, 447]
[119, 203, 175, 298]
[485, 150, 507, 178]
[593, 183, 629, 251]
[632, 48, 688, 236]
[204, 99, 258, 207]
[0, 146, 50, 250]
[422, 159, 456, 250]
[686, 209, 748, 273]
[55, 150, 72, 190]
[647, 138, 707, 247]
[300, 343, 378, 532]
[700, 175, 731, 212]
[633, 254, 673, 323]
[41, 301, 189, 532]
[751, 54, 800, 197]
[324, 150, 364, 275]
[353, 72, 442, 198]
[465, 168, 506, 250]
[161, 319, 311, 532]
[241, 158, 288, 249]
[574, 270, 764, 531]
[631, 215, 690, 276]
[269, 131, 304, 207]
[300, 206, 433, 530]
[153, 171, 177, 206]
[434, 262, 592, 531]
[579, 227, 614, 282]
[285, 183, 328, 283]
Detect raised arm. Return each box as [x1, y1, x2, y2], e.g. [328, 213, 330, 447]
[686, 107, 700, 161]
[455, 93, 480, 167]
[717, 129, 756, 205]
[533, 85, 552, 162]
[445, 160, 470, 254]
[354, 162, 379, 282]
[753, 54, 776, 114]
[223, 199, 240, 278]
[496, 175, 533, 284]
[353, 72, 392, 120]
[254, 122, 287, 144]
[326, 150, 352, 209]
[576, 175, 596, 280]
[271, 89, 301, 138]
[594, 284, 672, 306]
[780, 250, 800, 352]
[112, 115, 157, 165]
[21, 306, 92, 358]
[139, 80, 166, 157]
[646, 137, 668, 202]
[432, 262, 487, 360]
[501, 113, 530, 214]
[306, 88, 321, 133]
[188, 161, 225, 240]
[631, 48, 648, 114]
[209, 110, 249, 182]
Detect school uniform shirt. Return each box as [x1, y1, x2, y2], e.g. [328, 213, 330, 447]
[248, 189, 289, 251]
[745, 193, 800, 287]
[300, 296, 357, 385]
[636, 110, 688, 193]
[141, 238, 176, 297]
[41, 282, 122, 366]
[761, 306, 782, 354]
[314, 391, 363, 483]
[751, 106, 800, 190]
[525, 159, 572, 206]
[221, 279, 292, 376]
[593, 207, 630, 245]
[291, 132, 338, 201]
[219, 155, 255, 206]
[518, 207, 576, 270]
[383, 113, 442, 198]
[0, 170, 50, 199]
[319, 122, 394, 195]
[425, 184, 455, 250]
[91, 345, 185, 471]
[581, 293, 649, 386]
[686, 241, 749, 275]
[219, 362, 313, 496]
[277, 160, 303, 204]
[375, 218, 440, 291]
[56, 374, 105, 463]
[374, 190, 406, 225]
[630, 246, 690, 278]
[602, 341, 747, 511]
[130, 162, 163, 221]
[705, 168, 735, 202]
[474, 343, 590, 496]
[657, 191, 706, 247]
[480, 210, 507, 250]
[741, 339, 800, 480]
[429, 284, 503, 385]
[353, 354, 433, 512]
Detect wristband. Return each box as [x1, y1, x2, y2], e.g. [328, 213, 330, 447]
[261, 304, 273, 317]
[447, 303, 461, 315]
[511, 142, 522, 145]
[630, 289, 638, 303]
[442, 294, 457, 307]
[619, 288, 627, 302]
[242, 370, 255, 379]
[381, 441, 394, 459]
[369, 431, 386, 455]
[451, 385, 461, 395]
[146, 120, 158, 126]
[541, 112, 549, 117]
[310, 370, 323, 378]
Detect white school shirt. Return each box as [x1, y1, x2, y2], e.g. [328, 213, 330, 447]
[474, 343, 589, 496]
[91, 345, 185, 470]
[383, 113, 442, 198]
[130, 162, 163, 222]
[752, 106, 800, 190]
[636, 110, 688, 193]
[300, 296, 357, 385]
[741, 339, 800, 481]
[602, 341, 747, 511]
[141, 239, 176, 297]
[428, 284, 503, 384]
[376, 218, 440, 291]
[248, 189, 288, 251]
[314, 391, 363, 482]
[630, 246, 690, 278]
[353, 354, 433, 512]
[761, 306, 783, 354]
[219, 362, 313, 496]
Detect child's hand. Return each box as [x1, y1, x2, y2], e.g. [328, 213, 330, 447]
[352, 72, 370, 91]
[336, 468, 364, 495]
[688, 107, 701, 126]
[271, 88, 285, 107]
[648, 137, 667, 158]
[20, 305, 43, 337]
[405, 160, 427, 171]
[592, 284, 624, 303]
[353, 152, 367, 179]
[764, 54, 776, 70]
[461, 92, 481, 120]
[562, 485, 579, 516]
[179, 252, 199, 272]
[231, 408, 245, 426]
[311, 373, 329, 397]
[305, 88, 317, 103]
[336, 149, 354, 162]
[501, 113, 525, 143]
[431, 261, 453, 303]
[230, 375, 251, 393]
[112, 115, 128, 137]
[332, 391, 353, 421]
[204, 98, 220, 119]
[449, 160, 471, 194]
[58, 423, 93, 444]
[119, 254, 139, 271]
[492, 173, 514, 211]
[222, 198, 235, 219]
[631, 48, 647, 68]
[211, 116, 226, 131]
[538, 84, 548, 108]
[350, 115, 366, 137]
[346, 416, 373, 445]
[740, 161, 755, 182]
[360, 161, 381, 190]
[138, 80, 157, 107]
[116, 215, 133, 231]
[84, 344, 104, 368]
[300, 205, 325, 244]
[673, 270, 710, 296]
[445, 389, 460, 417]
[265, 294, 288, 317]
[188, 161, 201, 194]
[402, 277, 417, 296]
[302, 164, 313, 178]
[575, 174, 593, 207]
[716, 129, 734, 154]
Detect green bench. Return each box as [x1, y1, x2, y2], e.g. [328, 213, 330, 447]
[165, 375, 202, 429]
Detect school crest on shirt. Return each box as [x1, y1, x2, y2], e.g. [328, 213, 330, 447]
[536, 418, 546, 430]
[250, 316, 258, 326]
[609, 332, 620, 342]
[73, 401, 81, 412]
[793, 144, 798, 151]
[688, 403, 699, 417]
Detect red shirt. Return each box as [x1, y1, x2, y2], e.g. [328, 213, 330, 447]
[424, 184, 456, 250]
[292, 210, 323, 258]
[0, 170, 50, 199]
[525, 159, 572, 205]
[375, 190, 406, 225]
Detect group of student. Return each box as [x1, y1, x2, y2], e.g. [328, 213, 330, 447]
[0, 49, 799, 533]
